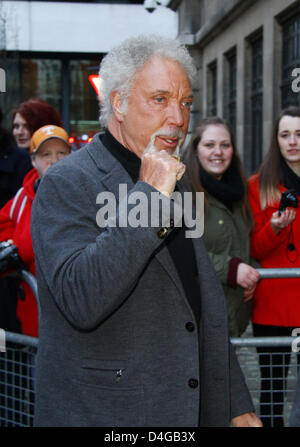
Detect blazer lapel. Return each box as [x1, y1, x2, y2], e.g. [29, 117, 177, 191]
[87, 134, 135, 197]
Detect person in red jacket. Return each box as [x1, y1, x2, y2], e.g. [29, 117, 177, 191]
[0, 125, 71, 337]
[248, 105, 300, 427]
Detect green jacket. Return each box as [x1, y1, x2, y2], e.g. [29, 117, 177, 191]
[202, 193, 259, 337]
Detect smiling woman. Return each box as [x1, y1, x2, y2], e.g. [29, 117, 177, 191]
[183, 116, 259, 338]
[196, 125, 233, 180]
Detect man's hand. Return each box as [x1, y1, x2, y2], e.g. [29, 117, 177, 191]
[139, 150, 186, 197]
[231, 412, 263, 427]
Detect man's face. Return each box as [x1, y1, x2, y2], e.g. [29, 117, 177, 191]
[110, 56, 193, 158]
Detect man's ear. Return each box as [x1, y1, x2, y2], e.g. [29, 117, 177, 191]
[110, 90, 124, 122]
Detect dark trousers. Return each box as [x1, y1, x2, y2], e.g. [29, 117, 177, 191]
[252, 323, 299, 427]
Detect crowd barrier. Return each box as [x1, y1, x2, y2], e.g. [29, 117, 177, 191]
[0, 268, 300, 427]
[232, 336, 300, 427]
[0, 268, 39, 427]
[0, 332, 37, 427]
[0, 332, 299, 427]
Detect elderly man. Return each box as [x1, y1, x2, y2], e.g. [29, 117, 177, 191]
[31, 35, 261, 427]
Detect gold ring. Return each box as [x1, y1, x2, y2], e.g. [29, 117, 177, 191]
[171, 154, 181, 162]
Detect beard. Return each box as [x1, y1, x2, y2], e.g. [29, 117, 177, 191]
[143, 128, 185, 158]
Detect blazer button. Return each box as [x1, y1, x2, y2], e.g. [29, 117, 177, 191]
[188, 378, 199, 389]
[185, 322, 195, 332]
[157, 227, 168, 238]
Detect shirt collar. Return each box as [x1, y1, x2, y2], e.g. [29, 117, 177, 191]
[100, 130, 141, 182]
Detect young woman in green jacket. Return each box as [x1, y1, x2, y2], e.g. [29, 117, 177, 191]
[183, 117, 260, 337]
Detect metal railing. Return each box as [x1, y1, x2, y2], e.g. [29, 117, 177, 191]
[232, 335, 300, 427]
[1, 333, 299, 427]
[257, 268, 300, 278]
[0, 268, 300, 427]
[0, 332, 37, 427]
[0, 268, 39, 427]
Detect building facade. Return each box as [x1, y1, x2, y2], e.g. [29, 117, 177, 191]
[0, 0, 177, 144]
[169, 0, 300, 174]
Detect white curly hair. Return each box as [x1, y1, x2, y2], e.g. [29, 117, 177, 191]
[98, 34, 197, 127]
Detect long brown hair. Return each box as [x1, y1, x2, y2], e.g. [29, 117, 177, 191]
[182, 116, 252, 224]
[259, 106, 300, 209]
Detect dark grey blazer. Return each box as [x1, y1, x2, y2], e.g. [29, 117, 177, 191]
[31, 134, 254, 427]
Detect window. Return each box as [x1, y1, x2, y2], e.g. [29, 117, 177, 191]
[282, 14, 300, 107]
[0, 54, 22, 128]
[250, 35, 263, 172]
[244, 30, 263, 175]
[70, 60, 101, 141]
[207, 61, 217, 116]
[0, 52, 102, 144]
[21, 58, 62, 115]
[224, 48, 237, 133]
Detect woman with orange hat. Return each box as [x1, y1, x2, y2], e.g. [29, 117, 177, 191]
[0, 125, 71, 337]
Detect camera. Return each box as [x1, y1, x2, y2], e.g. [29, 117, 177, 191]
[144, 0, 157, 13]
[278, 189, 299, 216]
[0, 241, 24, 274]
[143, 0, 170, 13]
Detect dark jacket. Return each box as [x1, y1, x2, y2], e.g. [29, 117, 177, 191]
[0, 130, 32, 208]
[31, 134, 254, 427]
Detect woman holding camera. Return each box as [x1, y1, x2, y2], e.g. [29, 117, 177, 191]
[248, 105, 300, 427]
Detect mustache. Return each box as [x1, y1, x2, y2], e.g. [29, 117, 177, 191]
[152, 128, 185, 140]
[144, 128, 185, 155]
